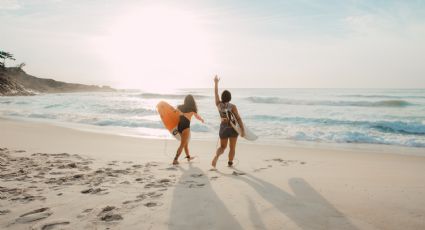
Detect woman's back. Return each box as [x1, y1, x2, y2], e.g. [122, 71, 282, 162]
[217, 102, 235, 123]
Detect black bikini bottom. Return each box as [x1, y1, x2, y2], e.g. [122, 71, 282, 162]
[177, 115, 190, 133]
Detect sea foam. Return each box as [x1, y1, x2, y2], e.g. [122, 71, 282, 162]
[1, 89, 424, 148]
[245, 97, 413, 107]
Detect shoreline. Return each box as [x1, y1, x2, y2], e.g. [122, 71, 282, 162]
[1, 117, 425, 229]
[1, 115, 424, 158]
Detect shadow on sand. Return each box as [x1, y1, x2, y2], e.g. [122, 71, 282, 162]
[168, 163, 243, 230]
[219, 170, 359, 230]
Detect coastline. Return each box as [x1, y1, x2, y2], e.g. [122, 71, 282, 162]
[1, 117, 425, 229]
[1, 115, 424, 157]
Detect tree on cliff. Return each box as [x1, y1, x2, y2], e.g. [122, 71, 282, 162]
[17, 62, 26, 69]
[0, 51, 16, 69]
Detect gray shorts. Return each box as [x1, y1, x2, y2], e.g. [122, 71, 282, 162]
[219, 123, 238, 139]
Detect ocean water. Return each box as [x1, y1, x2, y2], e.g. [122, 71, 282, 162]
[1, 89, 425, 148]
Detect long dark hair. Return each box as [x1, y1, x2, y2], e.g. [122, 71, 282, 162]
[178, 94, 198, 113]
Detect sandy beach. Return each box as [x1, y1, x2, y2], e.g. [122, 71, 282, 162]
[2, 0, 424, 229]
[0, 117, 424, 230]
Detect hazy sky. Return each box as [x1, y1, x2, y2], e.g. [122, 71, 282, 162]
[1, 0, 424, 89]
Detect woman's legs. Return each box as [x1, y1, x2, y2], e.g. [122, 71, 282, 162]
[212, 138, 228, 168]
[228, 137, 238, 166]
[184, 143, 194, 161]
[184, 143, 189, 157]
[173, 129, 190, 165]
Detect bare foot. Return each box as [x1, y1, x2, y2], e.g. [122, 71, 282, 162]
[186, 156, 195, 161]
[172, 159, 179, 165]
[211, 155, 218, 168]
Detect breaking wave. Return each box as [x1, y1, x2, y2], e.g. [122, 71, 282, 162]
[248, 115, 425, 136]
[341, 94, 425, 99]
[135, 93, 207, 99]
[245, 97, 413, 107]
[101, 108, 156, 115]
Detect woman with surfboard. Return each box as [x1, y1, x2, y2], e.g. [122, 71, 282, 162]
[212, 75, 246, 168]
[172, 95, 204, 165]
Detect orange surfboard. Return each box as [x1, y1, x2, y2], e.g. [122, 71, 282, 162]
[157, 101, 182, 140]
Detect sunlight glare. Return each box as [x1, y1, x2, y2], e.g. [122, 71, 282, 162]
[96, 5, 215, 90]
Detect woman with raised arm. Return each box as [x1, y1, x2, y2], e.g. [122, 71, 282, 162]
[212, 75, 245, 168]
[173, 94, 204, 165]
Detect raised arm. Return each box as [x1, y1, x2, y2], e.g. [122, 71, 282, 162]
[232, 105, 245, 137]
[214, 75, 220, 106]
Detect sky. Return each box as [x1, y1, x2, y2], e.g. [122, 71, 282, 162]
[1, 0, 424, 89]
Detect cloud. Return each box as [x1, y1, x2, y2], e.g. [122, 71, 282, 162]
[0, 0, 20, 10]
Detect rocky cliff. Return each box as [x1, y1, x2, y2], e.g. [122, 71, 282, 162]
[0, 67, 115, 96]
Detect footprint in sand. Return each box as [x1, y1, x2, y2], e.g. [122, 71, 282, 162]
[121, 191, 165, 209]
[253, 167, 268, 172]
[265, 158, 307, 167]
[53, 153, 71, 158]
[15, 207, 52, 224]
[77, 208, 93, 219]
[66, 162, 77, 168]
[11, 194, 46, 203]
[135, 178, 147, 183]
[144, 178, 174, 189]
[232, 171, 246, 176]
[192, 183, 205, 188]
[164, 167, 177, 171]
[98, 206, 123, 222]
[144, 202, 162, 208]
[80, 160, 92, 166]
[145, 162, 160, 168]
[72, 174, 84, 179]
[269, 158, 284, 163]
[0, 209, 11, 215]
[38, 220, 70, 230]
[83, 208, 92, 213]
[180, 179, 206, 188]
[106, 161, 119, 166]
[101, 213, 123, 222]
[159, 178, 171, 183]
[190, 173, 203, 178]
[101, 206, 115, 212]
[137, 191, 163, 200]
[131, 164, 143, 169]
[80, 187, 107, 195]
[122, 200, 133, 204]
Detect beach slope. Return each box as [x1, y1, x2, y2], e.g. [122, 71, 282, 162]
[0, 118, 424, 229]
